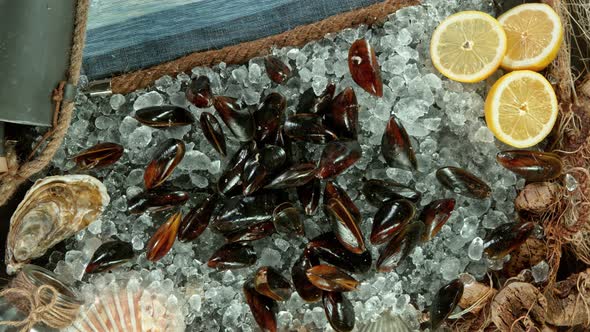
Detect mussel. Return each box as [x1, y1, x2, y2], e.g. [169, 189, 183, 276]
[265, 163, 317, 190]
[307, 232, 372, 274]
[244, 279, 278, 332]
[291, 251, 322, 302]
[224, 221, 276, 243]
[254, 92, 286, 144]
[178, 193, 219, 242]
[146, 211, 182, 262]
[144, 138, 185, 190]
[217, 142, 256, 196]
[436, 166, 491, 199]
[483, 222, 535, 259]
[284, 113, 337, 143]
[264, 55, 291, 84]
[134, 106, 195, 128]
[127, 189, 189, 215]
[85, 239, 134, 274]
[361, 178, 421, 207]
[322, 291, 355, 332]
[207, 242, 257, 270]
[213, 96, 255, 142]
[211, 192, 285, 234]
[316, 140, 362, 179]
[297, 178, 322, 216]
[297, 84, 335, 115]
[72, 142, 124, 169]
[381, 115, 417, 170]
[348, 39, 383, 97]
[186, 75, 213, 108]
[306, 265, 359, 292]
[371, 199, 416, 245]
[242, 145, 287, 195]
[200, 112, 227, 156]
[496, 150, 563, 182]
[420, 198, 455, 242]
[324, 87, 359, 139]
[324, 182, 365, 254]
[254, 266, 293, 301]
[429, 279, 464, 330]
[376, 221, 424, 273]
[272, 202, 305, 236]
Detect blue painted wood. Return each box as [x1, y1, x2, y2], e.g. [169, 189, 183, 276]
[83, 0, 383, 80]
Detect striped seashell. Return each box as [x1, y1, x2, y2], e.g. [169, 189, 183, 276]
[359, 312, 414, 332]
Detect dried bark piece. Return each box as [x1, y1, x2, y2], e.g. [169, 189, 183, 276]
[458, 280, 497, 315]
[503, 238, 546, 277]
[545, 269, 590, 326]
[146, 211, 182, 262]
[491, 282, 548, 332]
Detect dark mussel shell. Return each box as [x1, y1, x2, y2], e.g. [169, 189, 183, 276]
[483, 222, 535, 260]
[436, 166, 491, 199]
[316, 140, 362, 179]
[146, 211, 182, 262]
[224, 221, 275, 243]
[307, 232, 371, 274]
[211, 191, 285, 234]
[178, 193, 219, 242]
[213, 96, 255, 142]
[134, 106, 195, 128]
[324, 87, 359, 140]
[254, 92, 286, 144]
[85, 240, 134, 274]
[207, 242, 257, 270]
[306, 265, 359, 292]
[430, 279, 464, 330]
[186, 75, 213, 108]
[242, 145, 287, 195]
[254, 266, 293, 301]
[217, 142, 257, 196]
[298, 178, 322, 216]
[496, 150, 563, 182]
[284, 113, 338, 144]
[297, 83, 335, 115]
[361, 178, 421, 207]
[420, 198, 455, 242]
[144, 138, 185, 190]
[127, 189, 190, 215]
[272, 202, 305, 236]
[264, 55, 291, 84]
[370, 199, 416, 245]
[348, 39, 383, 97]
[323, 291, 355, 332]
[376, 221, 424, 273]
[324, 182, 365, 254]
[381, 115, 417, 170]
[291, 251, 322, 302]
[200, 112, 227, 156]
[72, 142, 124, 170]
[265, 163, 317, 190]
[244, 279, 278, 332]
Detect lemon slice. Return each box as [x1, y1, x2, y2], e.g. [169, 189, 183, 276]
[485, 70, 558, 148]
[498, 3, 563, 71]
[430, 11, 507, 83]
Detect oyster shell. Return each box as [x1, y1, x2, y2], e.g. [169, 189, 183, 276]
[6, 175, 109, 274]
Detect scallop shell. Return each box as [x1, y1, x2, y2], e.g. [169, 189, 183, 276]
[359, 312, 414, 332]
[6, 175, 109, 274]
[67, 271, 185, 332]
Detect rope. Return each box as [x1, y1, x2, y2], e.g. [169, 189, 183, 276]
[0, 271, 81, 331]
[111, 0, 419, 94]
[0, 0, 89, 207]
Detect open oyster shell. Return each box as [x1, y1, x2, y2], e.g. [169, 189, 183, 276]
[5, 175, 109, 274]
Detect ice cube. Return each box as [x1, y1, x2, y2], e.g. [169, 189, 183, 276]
[133, 91, 163, 110]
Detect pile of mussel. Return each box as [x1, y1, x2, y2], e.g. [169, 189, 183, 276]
[73, 38, 566, 331]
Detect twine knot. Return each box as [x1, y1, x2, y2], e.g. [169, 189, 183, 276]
[0, 284, 60, 332]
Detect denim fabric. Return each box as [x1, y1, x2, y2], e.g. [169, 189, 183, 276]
[82, 0, 383, 80]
